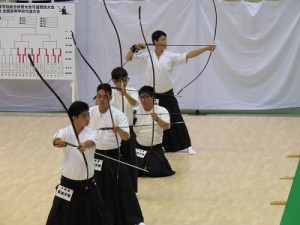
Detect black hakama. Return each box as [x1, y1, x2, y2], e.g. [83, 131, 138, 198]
[46, 176, 112, 225]
[94, 149, 144, 225]
[136, 142, 175, 177]
[120, 126, 138, 192]
[156, 89, 191, 152]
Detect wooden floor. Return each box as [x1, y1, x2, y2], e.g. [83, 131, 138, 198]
[0, 112, 299, 225]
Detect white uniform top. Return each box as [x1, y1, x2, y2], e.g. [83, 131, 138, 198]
[111, 87, 138, 126]
[89, 105, 129, 150]
[53, 126, 99, 180]
[134, 105, 170, 146]
[132, 50, 187, 93]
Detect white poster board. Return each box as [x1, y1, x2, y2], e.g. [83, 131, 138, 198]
[0, 2, 75, 80]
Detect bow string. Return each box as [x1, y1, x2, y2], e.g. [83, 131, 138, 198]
[27, 54, 89, 189]
[102, 0, 126, 113]
[177, 0, 217, 95]
[102, 0, 128, 180]
[138, 6, 156, 174]
[71, 30, 122, 182]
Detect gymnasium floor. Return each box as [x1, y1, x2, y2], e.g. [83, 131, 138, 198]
[0, 112, 299, 225]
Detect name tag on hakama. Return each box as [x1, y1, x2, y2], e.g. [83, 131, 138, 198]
[55, 185, 74, 201]
[94, 159, 104, 171]
[136, 148, 147, 158]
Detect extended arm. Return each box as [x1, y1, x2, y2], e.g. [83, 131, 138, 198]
[186, 45, 216, 59]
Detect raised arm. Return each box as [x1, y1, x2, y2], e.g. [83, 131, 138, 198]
[125, 43, 146, 61]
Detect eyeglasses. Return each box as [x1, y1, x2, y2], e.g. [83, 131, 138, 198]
[139, 95, 151, 100]
[117, 77, 130, 83]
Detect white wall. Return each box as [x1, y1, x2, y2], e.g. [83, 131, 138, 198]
[1, 0, 300, 111]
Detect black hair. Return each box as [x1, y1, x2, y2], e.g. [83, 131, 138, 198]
[111, 67, 128, 80]
[151, 30, 167, 44]
[96, 83, 112, 96]
[138, 85, 154, 97]
[68, 101, 89, 118]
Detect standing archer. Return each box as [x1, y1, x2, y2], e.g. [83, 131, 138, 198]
[46, 101, 111, 225]
[110, 67, 139, 192]
[125, 30, 216, 155]
[89, 83, 145, 225]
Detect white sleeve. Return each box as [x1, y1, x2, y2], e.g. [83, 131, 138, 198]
[86, 128, 99, 146]
[132, 51, 149, 65]
[159, 107, 170, 124]
[170, 52, 187, 66]
[117, 112, 130, 134]
[53, 127, 69, 140]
